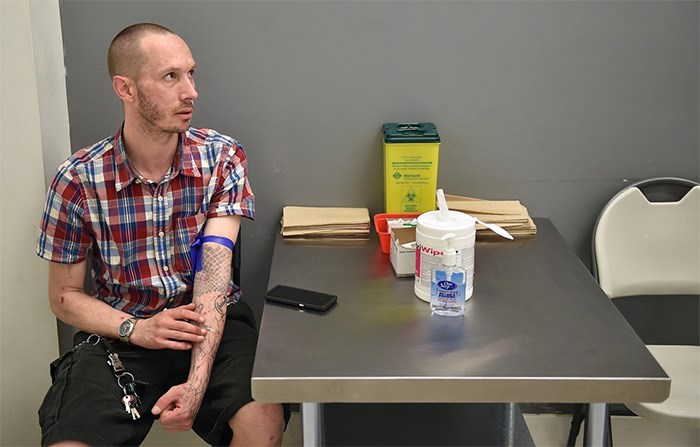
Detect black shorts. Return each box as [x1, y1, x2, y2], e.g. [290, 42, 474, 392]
[39, 301, 290, 446]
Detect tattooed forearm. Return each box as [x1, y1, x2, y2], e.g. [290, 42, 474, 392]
[186, 241, 233, 406]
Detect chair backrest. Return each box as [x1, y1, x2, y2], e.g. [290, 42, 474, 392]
[592, 177, 700, 298]
[232, 231, 241, 286]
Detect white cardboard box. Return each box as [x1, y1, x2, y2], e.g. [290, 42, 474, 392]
[390, 227, 416, 277]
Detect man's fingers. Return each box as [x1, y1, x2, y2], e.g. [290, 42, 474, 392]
[152, 391, 174, 416]
[169, 306, 205, 324]
[173, 319, 208, 334]
[160, 338, 195, 350]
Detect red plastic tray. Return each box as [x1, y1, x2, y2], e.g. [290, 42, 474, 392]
[373, 213, 421, 253]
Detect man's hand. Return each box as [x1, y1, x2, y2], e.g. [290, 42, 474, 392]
[131, 303, 208, 350]
[151, 381, 204, 432]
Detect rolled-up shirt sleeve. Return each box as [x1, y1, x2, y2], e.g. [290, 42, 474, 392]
[207, 141, 255, 220]
[36, 163, 91, 264]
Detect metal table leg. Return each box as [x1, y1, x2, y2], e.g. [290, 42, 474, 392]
[505, 402, 518, 447]
[584, 403, 609, 447]
[302, 402, 323, 446]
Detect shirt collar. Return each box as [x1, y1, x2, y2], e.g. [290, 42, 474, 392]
[178, 130, 201, 178]
[113, 126, 201, 191]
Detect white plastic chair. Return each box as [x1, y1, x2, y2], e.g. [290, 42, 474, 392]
[593, 177, 700, 428]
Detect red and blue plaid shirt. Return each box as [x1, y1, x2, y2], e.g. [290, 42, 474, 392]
[37, 127, 255, 317]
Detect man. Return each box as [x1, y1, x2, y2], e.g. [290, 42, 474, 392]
[36, 23, 287, 446]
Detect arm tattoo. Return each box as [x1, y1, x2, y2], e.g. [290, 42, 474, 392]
[193, 243, 231, 296]
[215, 294, 228, 315]
[187, 242, 233, 406]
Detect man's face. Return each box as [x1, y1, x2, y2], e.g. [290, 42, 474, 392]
[133, 33, 198, 135]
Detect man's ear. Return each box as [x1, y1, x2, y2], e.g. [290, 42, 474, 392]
[112, 75, 135, 102]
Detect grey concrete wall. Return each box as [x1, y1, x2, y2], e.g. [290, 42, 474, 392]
[58, 0, 699, 321]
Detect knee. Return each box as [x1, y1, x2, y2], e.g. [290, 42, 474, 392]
[229, 401, 285, 446]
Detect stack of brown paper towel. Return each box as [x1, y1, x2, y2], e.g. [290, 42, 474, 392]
[281, 206, 370, 239]
[445, 194, 537, 238]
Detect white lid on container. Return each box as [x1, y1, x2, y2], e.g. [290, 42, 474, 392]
[416, 210, 475, 238]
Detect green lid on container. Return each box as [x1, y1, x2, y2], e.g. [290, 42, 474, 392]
[383, 122, 440, 143]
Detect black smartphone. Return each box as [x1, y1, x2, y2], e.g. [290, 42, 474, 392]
[265, 285, 337, 312]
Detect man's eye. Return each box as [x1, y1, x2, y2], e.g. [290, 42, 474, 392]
[165, 73, 176, 81]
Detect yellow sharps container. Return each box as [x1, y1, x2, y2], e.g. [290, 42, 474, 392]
[382, 122, 440, 213]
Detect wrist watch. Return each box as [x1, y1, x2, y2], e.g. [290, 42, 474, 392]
[118, 318, 138, 343]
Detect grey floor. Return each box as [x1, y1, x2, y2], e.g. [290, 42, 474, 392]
[143, 405, 699, 446]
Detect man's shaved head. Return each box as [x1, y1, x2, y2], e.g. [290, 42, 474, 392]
[107, 23, 176, 79]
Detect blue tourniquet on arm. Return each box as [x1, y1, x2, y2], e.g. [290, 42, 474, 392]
[190, 233, 235, 273]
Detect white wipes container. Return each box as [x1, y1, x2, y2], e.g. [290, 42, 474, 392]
[414, 210, 475, 302]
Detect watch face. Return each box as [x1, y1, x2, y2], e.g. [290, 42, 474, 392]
[119, 319, 134, 337]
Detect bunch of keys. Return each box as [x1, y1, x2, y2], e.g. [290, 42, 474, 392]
[108, 351, 143, 421]
[120, 377, 142, 420]
[122, 392, 141, 419]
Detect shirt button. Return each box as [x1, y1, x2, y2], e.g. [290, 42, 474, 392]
[158, 231, 165, 237]
[135, 179, 141, 184]
[157, 196, 163, 202]
[163, 266, 169, 272]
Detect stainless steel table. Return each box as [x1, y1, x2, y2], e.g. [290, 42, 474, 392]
[252, 218, 670, 446]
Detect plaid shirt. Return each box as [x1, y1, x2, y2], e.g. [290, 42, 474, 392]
[37, 127, 255, 317]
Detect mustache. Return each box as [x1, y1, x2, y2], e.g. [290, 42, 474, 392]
[179, 101, 195, 110]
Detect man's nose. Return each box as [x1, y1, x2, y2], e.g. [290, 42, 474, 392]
[183, 78, 198, 101]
